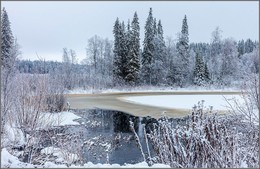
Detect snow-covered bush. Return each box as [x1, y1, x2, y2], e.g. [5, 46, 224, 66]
[46, 72, 67, 112]
[133, 101, 259, 168]
[46, 93, 66, 112]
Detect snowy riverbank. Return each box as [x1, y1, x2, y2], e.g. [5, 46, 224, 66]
[1, 110, 170, 168]
[1, 148, 170, 168]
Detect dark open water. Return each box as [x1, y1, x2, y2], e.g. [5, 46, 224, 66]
[39, 109, 158, 165]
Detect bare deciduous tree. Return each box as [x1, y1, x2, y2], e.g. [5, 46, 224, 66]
[224, 73, 259, 126]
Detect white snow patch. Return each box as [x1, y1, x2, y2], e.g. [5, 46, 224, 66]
[1, 148, 170, 168]
[2, 111, 81, 147]
[122, 94, 243, 110]
[2, 123, 25, 147]
[40, 111, 81, 127]
[1, 148, 34, 168]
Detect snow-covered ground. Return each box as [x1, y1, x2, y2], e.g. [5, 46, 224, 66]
[121, 94, 243, 110]
[40, 111, 81, 127]
[2, 111, 82, 149]
[1, 148, 170, 168]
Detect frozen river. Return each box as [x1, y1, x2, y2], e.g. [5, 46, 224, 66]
[67, 91, 241, 119]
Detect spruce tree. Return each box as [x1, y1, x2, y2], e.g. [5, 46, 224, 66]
[157, 20, 163, 39]
[125, 12, 140, 85]
[113, 18, 122, 83]
[151, 19, 167, 85]
[237, 39, 245, 57]
[204, 63, 210, 83]
[153, 18, 157, 36]
[176, 15, 190, 87]
[141, 8, 155, 85]
[113, 19, 128, 84]
[193, 53, 206, 86]
[126, 20, 131, 55]
[157, 20, 167, 63]
[127, 19, 131, 33]
[1, 7, 14, 68]
[119, 21, 128, 81]
[245, 38, 254, 53]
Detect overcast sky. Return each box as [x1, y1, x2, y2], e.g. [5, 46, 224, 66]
[2, 1, 259, 62]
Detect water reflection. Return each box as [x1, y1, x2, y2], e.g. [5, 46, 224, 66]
[71, 109, 153, 165]
[113, 111, 139, 133]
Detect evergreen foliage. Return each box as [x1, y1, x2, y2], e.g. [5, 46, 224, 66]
[237, 40, 245, 57]
[245, 38, 255, 53]
[151, 20, 167, 85]
[141, 8, 155, 85]
[125, 12, 141, 85]
[193, 53, 206, 86]
[204, 63, 210, 83]
[113, 18, 121, 82]
[176, 15, 190, 87]
[1, 7, 14, 68]
[113, 19, 128, 84]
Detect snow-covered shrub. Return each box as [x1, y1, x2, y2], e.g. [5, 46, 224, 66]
[135, 101, 259, 168]
[46, 73, 66, 112]
[46, 93, 66, 112]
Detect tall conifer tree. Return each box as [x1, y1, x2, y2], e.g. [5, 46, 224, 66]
[176, 15, 190, 87]
[1, 8, 14, 68]
[125, 12, 140, 85]
[141, 8, 155, 84]
[113, 18, 122, 83]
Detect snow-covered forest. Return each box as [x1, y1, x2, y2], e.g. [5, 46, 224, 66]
[1, 5, 259, 168]
[15, 8, 259, 90]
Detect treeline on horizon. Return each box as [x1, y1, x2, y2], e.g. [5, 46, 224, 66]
[18, 38, 258, 74]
